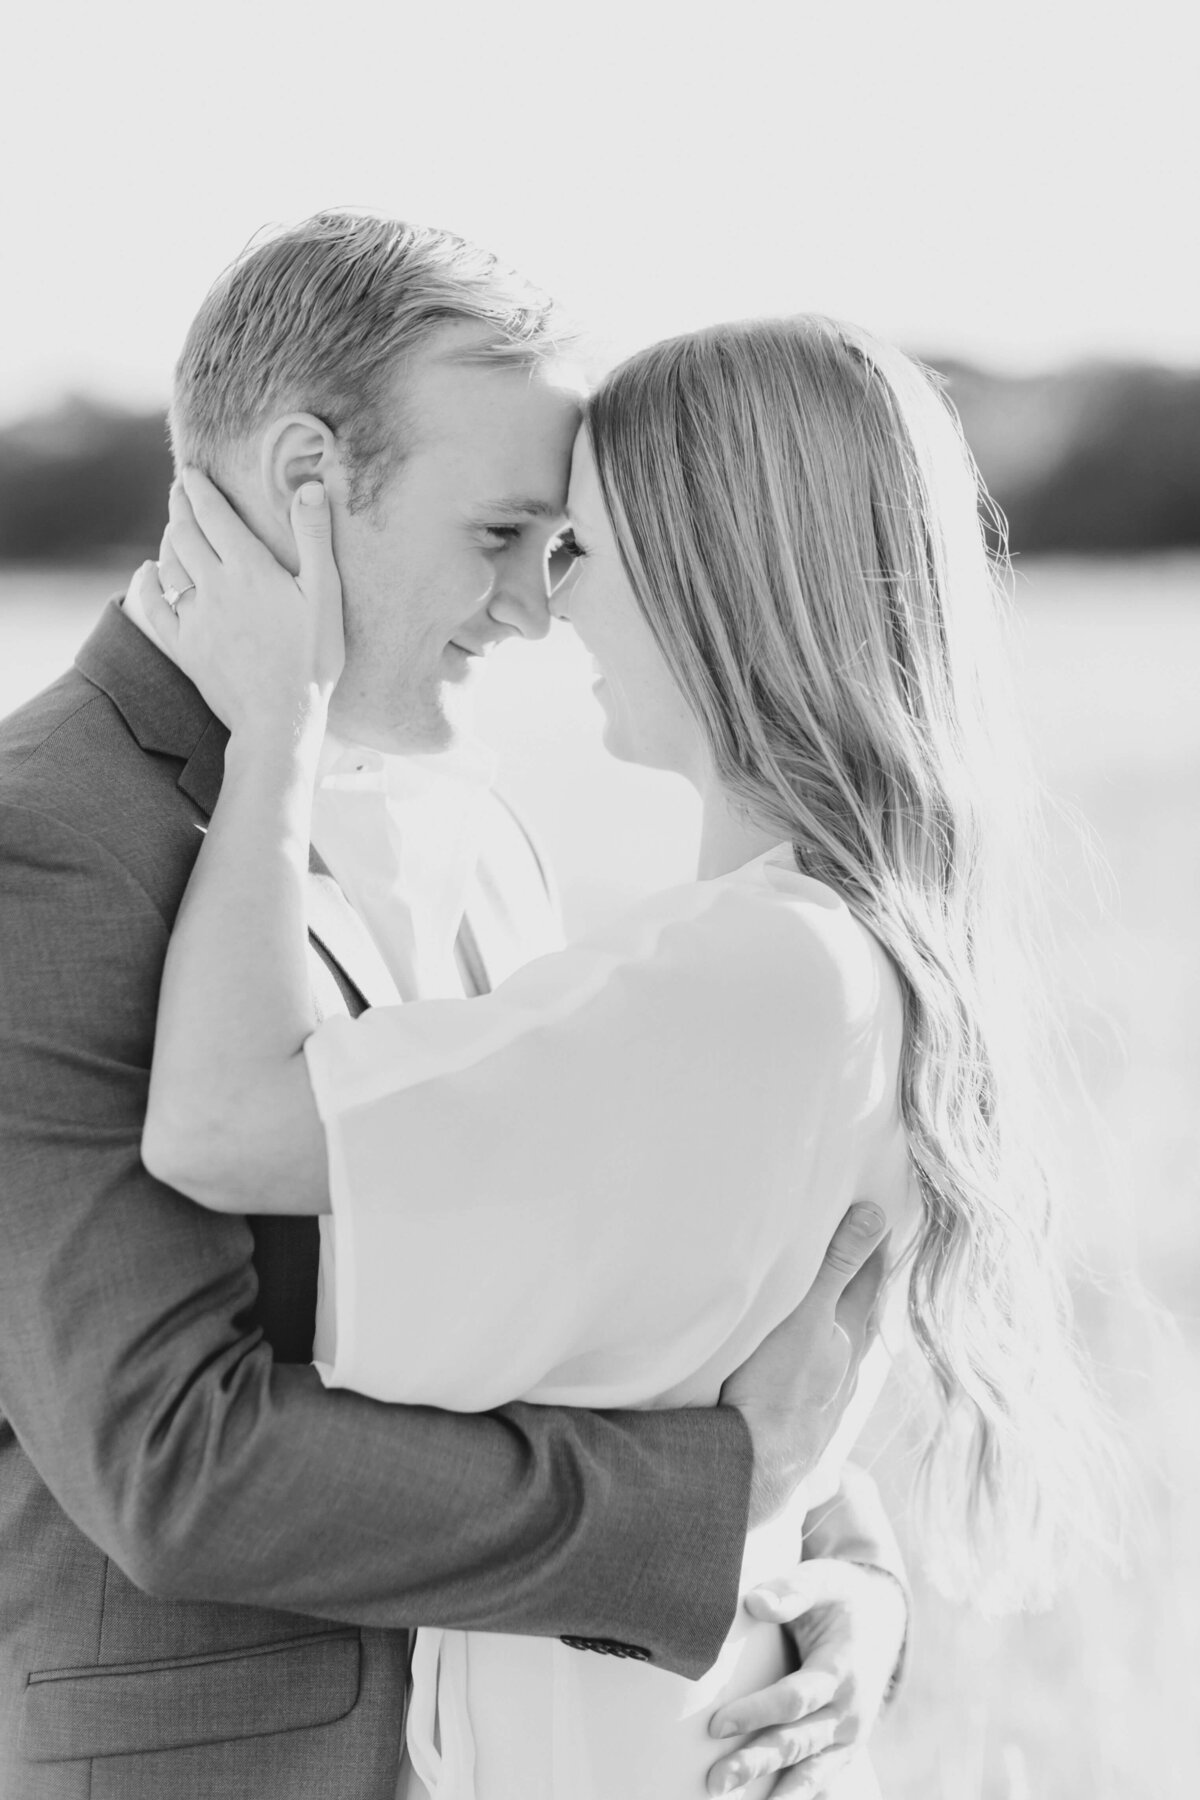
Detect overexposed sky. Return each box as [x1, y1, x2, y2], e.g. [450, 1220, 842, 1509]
[3, 0, 1197, 421]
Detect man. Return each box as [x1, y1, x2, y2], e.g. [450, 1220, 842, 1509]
[0, 211, 907, 1799]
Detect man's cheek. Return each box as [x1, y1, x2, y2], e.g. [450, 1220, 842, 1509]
[465, 553, 498, 612]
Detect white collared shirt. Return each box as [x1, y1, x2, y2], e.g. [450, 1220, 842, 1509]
[310, 732, 565, 1004]
[312, 732, 501, 1002]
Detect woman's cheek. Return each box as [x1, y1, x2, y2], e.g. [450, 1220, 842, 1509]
[570, 587, 607, 656]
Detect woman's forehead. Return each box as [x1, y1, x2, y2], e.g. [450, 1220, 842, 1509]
[565, 427, 602, 519]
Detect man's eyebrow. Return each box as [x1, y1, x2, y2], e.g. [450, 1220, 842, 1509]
[470, 496, 564, 521]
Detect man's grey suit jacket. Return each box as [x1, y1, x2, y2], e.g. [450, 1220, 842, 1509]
[0, 602, 753, 1799]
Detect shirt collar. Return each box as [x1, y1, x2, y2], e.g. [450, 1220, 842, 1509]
[318, 729, 498, 802]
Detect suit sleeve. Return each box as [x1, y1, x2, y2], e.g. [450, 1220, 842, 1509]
[0, 801, 751, 1678]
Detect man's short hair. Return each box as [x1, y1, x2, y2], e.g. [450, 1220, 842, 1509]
[170, 210, 569, 510]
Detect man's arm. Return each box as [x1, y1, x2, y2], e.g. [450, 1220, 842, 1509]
[0, 798, 749, 1678]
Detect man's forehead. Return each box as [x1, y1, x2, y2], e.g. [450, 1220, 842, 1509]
[406, 339, 585, 436]
[399, 356, 579, 508]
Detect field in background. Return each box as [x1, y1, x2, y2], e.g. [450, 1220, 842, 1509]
[3, 558, 1198, 1798]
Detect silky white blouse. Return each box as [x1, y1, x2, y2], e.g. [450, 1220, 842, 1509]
[305, 845, 913, 1800]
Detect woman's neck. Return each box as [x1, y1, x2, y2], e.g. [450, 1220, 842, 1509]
[696, 783, 785, 879]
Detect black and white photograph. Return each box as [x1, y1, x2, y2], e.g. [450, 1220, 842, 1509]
[1, 3, 1196, 1796]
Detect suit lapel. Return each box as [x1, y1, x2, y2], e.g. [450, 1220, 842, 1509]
[307, 854, 403, 1009]
[177, 718, 231, 815]
[454, 914, 492, 998]
[77, 599, 217, 761]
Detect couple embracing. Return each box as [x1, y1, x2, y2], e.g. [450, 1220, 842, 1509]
[0, 211, 1095, 1799]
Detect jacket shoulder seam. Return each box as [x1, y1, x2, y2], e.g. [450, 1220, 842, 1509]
[1, 686, 111, 774]
[0, 795, 168, 925]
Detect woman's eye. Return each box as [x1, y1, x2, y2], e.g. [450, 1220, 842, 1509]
[544, 529, 587, 594]
[482, 525, 522, 548]
[547, 529, 587, 566]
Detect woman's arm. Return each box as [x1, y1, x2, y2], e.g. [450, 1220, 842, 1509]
[140, 472, 341, 1213]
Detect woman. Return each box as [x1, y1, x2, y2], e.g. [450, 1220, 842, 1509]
[142, 316, 1096, 1799]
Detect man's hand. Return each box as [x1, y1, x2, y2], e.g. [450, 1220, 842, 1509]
[706, 1559, 907, 1797]
[720, 1204, 889, 1526]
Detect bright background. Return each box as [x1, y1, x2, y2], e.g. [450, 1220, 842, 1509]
[3, 4, 1198, 1796]
[3, 0, 1199, 419]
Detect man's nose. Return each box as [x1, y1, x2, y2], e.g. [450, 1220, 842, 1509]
[488, 559, 554, 641]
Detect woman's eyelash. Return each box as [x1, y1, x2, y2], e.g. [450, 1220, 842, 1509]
[482, 525, 523, 545]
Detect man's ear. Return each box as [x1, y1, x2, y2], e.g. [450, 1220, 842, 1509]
[259, 413, 342, 516]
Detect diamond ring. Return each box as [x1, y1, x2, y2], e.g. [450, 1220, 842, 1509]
[162, 582, 197, 611]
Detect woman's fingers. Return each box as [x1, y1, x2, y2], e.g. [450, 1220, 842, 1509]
[290, 481, 335, 593]
[771, 1743, 856, 1797]
[744, 1558, 862, 1624]
[180, 466, 269, 567]
[157, 521, 195, 604]
[710, 1666, 839, 1739]
[167, 479, 223, 579]
[706, 1706, 844, 1794]
[131, 560, 182, 651]
[289, 481, 345, 688]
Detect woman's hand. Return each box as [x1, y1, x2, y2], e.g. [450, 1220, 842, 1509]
[707, 1559, 907, 1796]
[145, 468, 344, 743]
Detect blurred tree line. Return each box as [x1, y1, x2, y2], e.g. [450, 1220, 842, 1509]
[1, 361, 1199, 565]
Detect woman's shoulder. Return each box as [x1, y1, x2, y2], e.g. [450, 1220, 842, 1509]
[705, 848, 896, 1012]
[597, 846, 902, 1052]
[307, 847, 904, 1120]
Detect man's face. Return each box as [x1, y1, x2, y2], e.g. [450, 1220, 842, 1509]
[327, 325, 585, 752]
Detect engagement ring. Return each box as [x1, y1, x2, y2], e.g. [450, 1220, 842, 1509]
[162, 582, 196, 610]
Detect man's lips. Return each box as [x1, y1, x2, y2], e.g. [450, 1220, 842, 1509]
[448, 635, 505, 658]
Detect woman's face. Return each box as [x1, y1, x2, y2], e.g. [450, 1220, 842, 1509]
[555, 428, 706, 780]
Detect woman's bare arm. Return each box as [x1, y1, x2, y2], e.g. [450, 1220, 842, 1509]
[142, 728, 330, 1212]
[140, 473, 342, 1213]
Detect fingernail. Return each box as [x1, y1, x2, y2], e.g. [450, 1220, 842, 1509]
[710, 1714, 742, 1738]
[711, 1763, 746, 1794]
[851, 1202, 884, 1233]
[299, 481, 325, 506]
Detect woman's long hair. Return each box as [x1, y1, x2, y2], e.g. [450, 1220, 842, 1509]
[587, 316, 1111, 1609]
